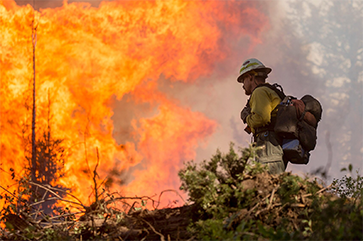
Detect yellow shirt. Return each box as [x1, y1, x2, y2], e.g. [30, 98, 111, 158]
[246, 84, 282, 134]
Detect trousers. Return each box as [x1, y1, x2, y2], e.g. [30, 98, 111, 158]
[254, 131, 286, 175]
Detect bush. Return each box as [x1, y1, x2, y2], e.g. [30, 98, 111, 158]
[178, 143, 363, 240]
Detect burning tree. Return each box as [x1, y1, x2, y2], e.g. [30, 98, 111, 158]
[25, 132, 69, 212]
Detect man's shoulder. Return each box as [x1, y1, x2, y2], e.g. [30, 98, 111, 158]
[253, 83, 283, 100]
[253, 84, 274, 94]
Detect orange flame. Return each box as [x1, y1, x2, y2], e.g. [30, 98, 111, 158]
[0, 0, 268, 208]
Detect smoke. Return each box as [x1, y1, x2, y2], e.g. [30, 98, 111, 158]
[247, 0, 363, 180]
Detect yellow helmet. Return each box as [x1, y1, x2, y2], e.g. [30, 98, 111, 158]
[237, 58, 272, 83]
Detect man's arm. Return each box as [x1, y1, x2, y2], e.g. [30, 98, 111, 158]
[246, 88, 274, 129]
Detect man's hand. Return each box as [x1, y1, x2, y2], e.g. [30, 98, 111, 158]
[240, 106, 251, 124]
[244, 125, 252, 134]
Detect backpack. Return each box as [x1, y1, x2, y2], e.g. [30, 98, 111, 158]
[260, 83, 323, 165]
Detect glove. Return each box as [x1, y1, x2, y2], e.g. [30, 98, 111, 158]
[240, 106, 251, 124]
[244, 126, 252, 134]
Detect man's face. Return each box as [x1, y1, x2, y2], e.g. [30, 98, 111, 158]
[242, 75, 253, 96]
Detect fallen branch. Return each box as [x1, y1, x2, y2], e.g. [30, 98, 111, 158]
[155, 189, 187, 209]
[267, 186, 279, 210]
[140, 218, 165, 241]
[29, 181, 85, 208]
[302, 183, 333, 199]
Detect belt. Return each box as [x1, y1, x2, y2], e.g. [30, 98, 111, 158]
[255, 124, 274, 136]
[255, 126, 274, 135]
[254, 116, 276, 135]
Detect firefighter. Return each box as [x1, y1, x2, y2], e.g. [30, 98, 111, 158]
[238, 58, 286, 175]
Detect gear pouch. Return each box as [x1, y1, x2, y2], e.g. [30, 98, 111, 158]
[282, 139, 310, 165]
[274, 105, 299, 139]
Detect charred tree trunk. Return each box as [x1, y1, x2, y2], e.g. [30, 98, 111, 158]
[31, 21, 37, 183]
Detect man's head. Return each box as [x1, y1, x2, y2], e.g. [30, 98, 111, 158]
[237, 58, 271, 95]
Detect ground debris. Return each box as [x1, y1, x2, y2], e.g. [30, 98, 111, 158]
[1, 170, 361, 240]
[1, 201, 195, 240]
[128, 205, 194, 240]
[221, 172, 317, 230]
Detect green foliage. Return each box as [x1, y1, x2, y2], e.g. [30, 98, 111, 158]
[179, 143, 265, 219]
[0, 171, 31, 222]
[191, 218, 258, 241]
[277, 174, 303, 203]
[179, 144, 363, 240]
[332, 165, 363, 203]
[310, 164, 363, 240]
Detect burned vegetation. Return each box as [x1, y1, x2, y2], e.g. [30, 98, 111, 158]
[1, 144, 362, 240]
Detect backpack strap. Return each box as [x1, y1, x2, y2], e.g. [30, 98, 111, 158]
[255, 83, 286, 100]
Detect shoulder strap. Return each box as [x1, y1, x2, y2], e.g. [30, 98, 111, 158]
[254, 83, 286, 100]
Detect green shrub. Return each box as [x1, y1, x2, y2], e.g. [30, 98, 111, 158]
[178, 143, 363, 240]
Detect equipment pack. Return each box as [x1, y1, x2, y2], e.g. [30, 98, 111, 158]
[259, 83, 322, 165]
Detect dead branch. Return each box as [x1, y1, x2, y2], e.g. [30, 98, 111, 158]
[267, 186, 279, 210]
[316, 183, 333, 194]
[47, 211, 84, 221]
[290, 203, 306, 208]
[0, 185, 18, 199]
[93, 148, 100, 205]
[155, 189, 187, 209]
[302, 183, 333, 199]
[140, 218, 165, 241]
[29, 181, 85, 208]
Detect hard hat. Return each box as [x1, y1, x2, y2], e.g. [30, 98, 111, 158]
[237, 58, 272, 83]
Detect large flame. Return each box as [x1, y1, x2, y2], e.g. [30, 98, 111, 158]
[0, 0, 268, 208]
